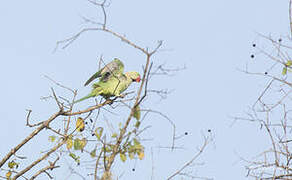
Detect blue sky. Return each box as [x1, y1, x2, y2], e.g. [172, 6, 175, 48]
[0, 0, 289, 179]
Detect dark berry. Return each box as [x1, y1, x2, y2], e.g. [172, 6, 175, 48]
[264, 72, 268, 75]
[208, 129, 211, 132]
[252, 44, 256, 47]
[279, 38, 282, 42]
[251, 54, 255, 58]
[184, 132, 188, 135]
[132, 168, 135, 171]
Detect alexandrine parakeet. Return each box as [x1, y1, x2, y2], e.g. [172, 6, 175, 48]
[74, 59, 140, 104]
[84, 58, 124, 86]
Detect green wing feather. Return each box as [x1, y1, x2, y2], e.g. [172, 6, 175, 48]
[73, 93, 95, 104]
[84, 58, 124, 86]
[75, 71, 140, 104]
[73, 84, 104, 104]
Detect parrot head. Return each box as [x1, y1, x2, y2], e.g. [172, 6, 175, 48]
[126, 71, 141, 83]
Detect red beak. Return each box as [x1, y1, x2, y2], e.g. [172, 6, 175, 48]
[136, 77, 141, 82]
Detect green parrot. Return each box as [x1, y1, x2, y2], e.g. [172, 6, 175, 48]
[84, 58, 124, 86]
[74, 71, 141, 104]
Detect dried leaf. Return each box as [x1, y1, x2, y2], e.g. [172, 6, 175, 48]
[6, 171, 12, 179]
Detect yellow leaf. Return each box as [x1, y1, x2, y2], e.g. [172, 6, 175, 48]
[66, 136, 73, 150]
[129, 152, 135, 160]
[80, 138, 87, 152]
[48, 136, 56, 142]
[6, 171, 12, 179]
[105, 156, 110, 162]
[76, 117, 85, 132]
[120, 153, 127, 162]
[133, 105, 141, 120]
[282, 67, 287, 76]
[138, 151, 144, 160]
[286, 60, 292, 66]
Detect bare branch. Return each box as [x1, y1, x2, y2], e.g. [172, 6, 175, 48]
[26, 109, 43, 127]
[167, 135, 211, 180]
[12, 141, 65, 179]
[29, 157, 60, 180]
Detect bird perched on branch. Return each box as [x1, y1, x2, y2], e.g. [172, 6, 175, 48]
[74, 58, 141, 104]
[84, 58, 125, 86]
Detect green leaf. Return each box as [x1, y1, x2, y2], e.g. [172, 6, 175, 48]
[69, 153, 80, 165]
[118, 122, 122, 129]
[90, 149, 96, 158]
[282, 67, 287, 75]
[69, 153, 77, 159]
[133, 105, 141, 120]
[133, 138, 140, 146]
[95, 127, 103, 140]
[120, 153, 127, 162]
[111, 133, 118, 138]
[8, 161, 19, 169]
[74, 138, 82, 150]
[135, 121, 141, 128]
[105, 146, 112, 152]
[48, 136, 56, 142]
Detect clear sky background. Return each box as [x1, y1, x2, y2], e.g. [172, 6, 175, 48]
[0, 0, 289, 179]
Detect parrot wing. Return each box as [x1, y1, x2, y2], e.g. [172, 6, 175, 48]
[84, 58, 124, 86]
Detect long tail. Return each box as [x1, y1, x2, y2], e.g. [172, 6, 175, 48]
[73, 94, 95, 104]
